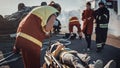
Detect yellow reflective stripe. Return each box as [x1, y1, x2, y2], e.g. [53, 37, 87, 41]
[99, 16, 101, 20]
[70, 20, 79, 22]
[17, 32, 42, 47]
[97, 43, 102, 47]
[103, 14, 108, 18]
[99, 24, 108, 28]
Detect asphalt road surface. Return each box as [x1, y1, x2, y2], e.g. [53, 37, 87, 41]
[0, 34, 120, 68]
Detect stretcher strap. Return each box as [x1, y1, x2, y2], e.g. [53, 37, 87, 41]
[17, 32, 42, 47]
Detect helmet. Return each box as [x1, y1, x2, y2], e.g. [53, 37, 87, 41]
[49, 3, 61, 16]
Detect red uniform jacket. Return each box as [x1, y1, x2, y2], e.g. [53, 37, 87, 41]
[15, 14, 46, 68]
[82, 9, 94, 34]
[69, 16, 81, 33]
[14, 6, 58, 68]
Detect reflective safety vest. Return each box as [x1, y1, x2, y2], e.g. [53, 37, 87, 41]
[69, 17, 79, 23]
[16, 6, 59, 47]
[17, 32, 42, 47]
[31, 6, 59, 28]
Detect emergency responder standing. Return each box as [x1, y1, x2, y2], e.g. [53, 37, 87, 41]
[82, 2, 94, 51]
[95, 2, 109, 52]
[13, 2, 61, 68]
[69, 16, 82, 39]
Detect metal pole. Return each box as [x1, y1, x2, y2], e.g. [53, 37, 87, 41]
[0, 53, 14, 63]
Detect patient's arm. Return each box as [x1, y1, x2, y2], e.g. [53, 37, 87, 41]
[52, 43, 64, 57]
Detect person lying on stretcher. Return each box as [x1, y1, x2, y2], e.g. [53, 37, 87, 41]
[43, 42, 116, 68]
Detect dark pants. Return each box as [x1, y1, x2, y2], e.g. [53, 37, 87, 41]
[96, 28, 108, 48]
[53, 26, 61, 32]
[85, 34, 91, 48]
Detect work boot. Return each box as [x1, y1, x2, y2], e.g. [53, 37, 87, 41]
[102, 43, 105, 49]
[96, 47, 102, 53]
[87, 48, 90, 52]
[104, 60, 116, 68]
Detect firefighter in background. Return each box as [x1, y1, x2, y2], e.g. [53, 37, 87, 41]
[53, 18, 61, 33]
[13, 2, 61, 68]
[69, 16, 82, 39]
[95, 2, 109, 52]
[82, 2, 95, 51]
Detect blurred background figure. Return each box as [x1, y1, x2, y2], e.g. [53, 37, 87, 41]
[0, 3, 31, 34]
[18, 3, 25, 11]
[82, 2, 95, 51]
[95, 2, 110, 52]
[53, 18, 61, 34]
[69, 16, 82, 39]
[41, 2, 47, 6]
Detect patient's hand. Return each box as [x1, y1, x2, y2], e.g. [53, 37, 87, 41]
[52, 42, 64, 57]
